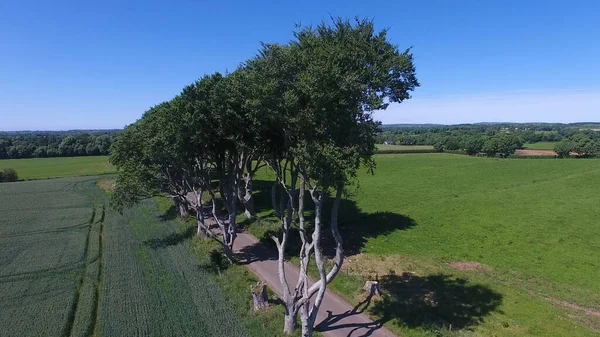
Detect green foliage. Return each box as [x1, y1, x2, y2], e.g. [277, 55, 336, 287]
[245, 18, 419, 190]
[0, 167, 18, 182]
[554, 139, 574, 158]
[523, 142, 558, 150]
[482, 133, 524, 157]
[554, 134, 600, 158]
[0, 156, 114, 180]
[375, 124, 600, 157]
[0, 131, 116, 159]
[463, 136, 486, 155]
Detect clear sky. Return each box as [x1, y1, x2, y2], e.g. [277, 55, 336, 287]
[1, 0, 599, 131]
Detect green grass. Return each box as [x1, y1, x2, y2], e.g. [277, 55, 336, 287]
[0, 176, 309, 337]
[523, 142, 558, 150]
[0, 156, 115, 180]
[376, 144, 434, 151]
[245, 153, 600, 336]
[99, 198, 249, 337]
[0, 177, 101, 337]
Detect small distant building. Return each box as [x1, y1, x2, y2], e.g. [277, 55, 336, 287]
[383, 140, 396, 145]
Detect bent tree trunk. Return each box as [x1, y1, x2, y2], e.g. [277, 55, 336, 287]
[298, 185, 345, 337]
[174, 195, 189, 218]
[239, 172, 255, 219]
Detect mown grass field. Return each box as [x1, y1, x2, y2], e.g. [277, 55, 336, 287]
[523, 142, 558, 150]
[245, 153, 600, 336]
[376, 144, 434, 151]
[0, 156, 114, 180]
[0, 177, 283, 337]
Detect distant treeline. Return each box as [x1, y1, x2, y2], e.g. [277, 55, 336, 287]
[0, 130, 119, 159]
[376, 123, 600, 158]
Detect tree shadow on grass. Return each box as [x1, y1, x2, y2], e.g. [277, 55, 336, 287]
[326, 199, 417, 256]
[369, 272, 503, 332]
[249, 179, 280, 216]
[157, 204, 179, 222]
[247, 179, 417, 258]
[315, 272, 502, 335]
[143, 226, 196, 249]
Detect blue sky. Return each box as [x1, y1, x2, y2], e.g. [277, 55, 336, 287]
[0, 0, 599, 131]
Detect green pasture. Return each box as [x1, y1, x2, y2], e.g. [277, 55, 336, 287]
[0, 156, 114, 180]
[376, 144, 434, 151]
[245, 153, 600, 336]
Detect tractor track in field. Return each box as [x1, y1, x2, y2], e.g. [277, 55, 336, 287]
[91, 204, 105, 337]
[62, 203, 105, 337]
[62, 206, 96, 337]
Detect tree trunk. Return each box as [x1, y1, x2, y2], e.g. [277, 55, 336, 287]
[174, 196, 189, 218]
[196, 205, 206, 236]
[240, 173, 255, 219]
[251, 282, 269, 311]
[300, 317, 314, 337]
[226, 193, 237, 250]
[363, 280, 381, 297]
[283, 310, 298, 334]
[272, 182, 281, 218]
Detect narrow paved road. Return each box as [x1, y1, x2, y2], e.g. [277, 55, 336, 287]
[234, 232, 397, 337]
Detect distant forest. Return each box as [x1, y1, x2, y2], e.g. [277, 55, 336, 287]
[376, 122, 600, 157]
[1, 122, 599, 160]
[0, 130, 119, 159]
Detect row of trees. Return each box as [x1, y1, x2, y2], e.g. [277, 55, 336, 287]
[433, 132, 525, 157]
[554, 134, 600, 157]
[376, 124, 599, 147]
[110, 18, 419, 336]
[0, 132, 116, 159]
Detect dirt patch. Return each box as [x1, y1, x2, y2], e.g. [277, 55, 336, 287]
[450, 261, 492, 274]
[342, 254, 421, 278]
[96, 178, 116, 194]
[514, 149, 557, 157]
[528, 290, 600, 332]
[536, 292, 600, 319]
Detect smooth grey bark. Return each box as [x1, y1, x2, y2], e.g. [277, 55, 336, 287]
[173, 195, 189, 218]
[271, 182, 281, 218]
[269, 161, 347, 337]
[299, 184, 344, 337]
[239, 172, 255, 218]
[270, 165, 299, 335]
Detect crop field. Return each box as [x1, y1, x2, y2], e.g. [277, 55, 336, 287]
[247, 153, 600, 337]
[0, 156, 115, 180]
[0, 178, 99, 336]
[0, 177, 251, 337]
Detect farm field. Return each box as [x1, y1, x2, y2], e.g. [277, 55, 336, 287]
[0, 156, 114, 180]
[0, 177, 253, 337]
[376, 144, 434, 151]
[247, 153, 600, 337]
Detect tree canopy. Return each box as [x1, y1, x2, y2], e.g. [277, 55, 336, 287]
[109, 17, 419, 337]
